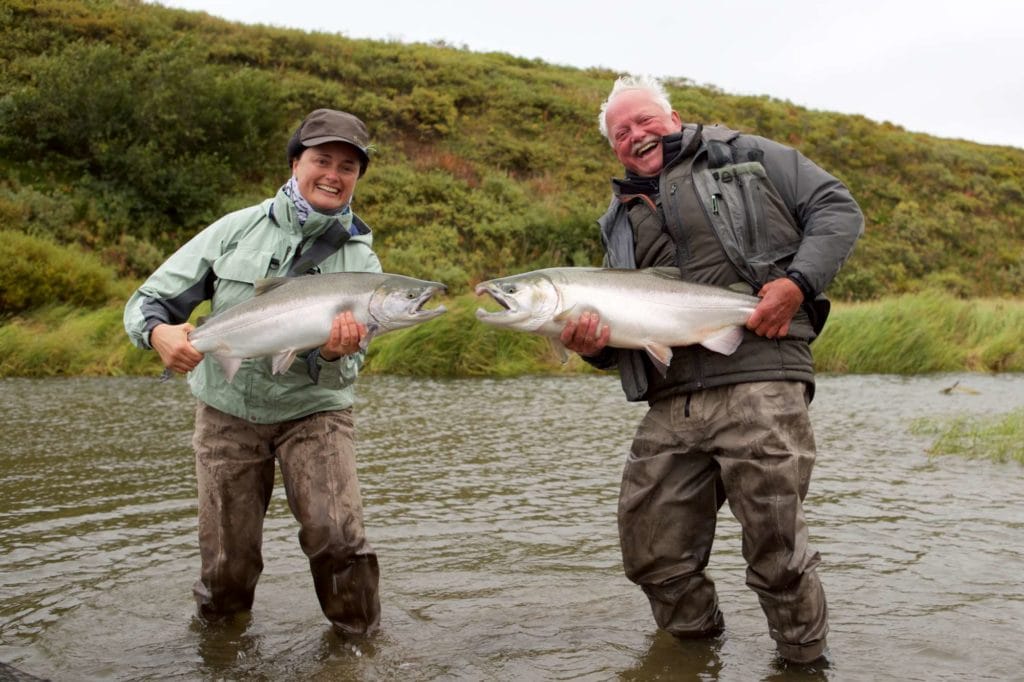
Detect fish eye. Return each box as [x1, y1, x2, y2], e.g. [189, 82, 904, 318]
[502, 284, 517, 294]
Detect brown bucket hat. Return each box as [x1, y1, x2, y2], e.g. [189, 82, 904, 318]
[287, 109, 371, 176]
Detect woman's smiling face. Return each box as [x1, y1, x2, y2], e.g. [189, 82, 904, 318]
[291, 141, 362, 212]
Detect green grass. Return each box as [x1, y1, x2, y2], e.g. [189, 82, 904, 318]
[364, 294, 593, 377]
[812, 293, 1024, 373]
[911, 409, 1024, 465]
[0, 305, 154, 377]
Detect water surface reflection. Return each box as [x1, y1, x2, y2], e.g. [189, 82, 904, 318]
[1, 373, 1022, 680]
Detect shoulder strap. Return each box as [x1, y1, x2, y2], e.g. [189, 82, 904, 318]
[287, 215, 368, 276]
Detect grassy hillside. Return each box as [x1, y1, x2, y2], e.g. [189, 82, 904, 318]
[1, 0, 1022, 378]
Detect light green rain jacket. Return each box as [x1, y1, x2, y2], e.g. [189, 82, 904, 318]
[124, 189, 382, 423]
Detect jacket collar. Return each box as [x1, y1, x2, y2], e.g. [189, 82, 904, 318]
[269, 188, 355, 240]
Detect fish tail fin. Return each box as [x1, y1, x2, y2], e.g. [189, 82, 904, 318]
[644, 343, 673, 376]
[700, 326, 745, 356]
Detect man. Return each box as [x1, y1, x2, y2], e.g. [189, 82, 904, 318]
[125, 109, 383, 636]
[561, 76, 863, 665]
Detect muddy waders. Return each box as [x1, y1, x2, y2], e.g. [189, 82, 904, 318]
[192, 403, 380, 634]
[618, 381, 828, 664]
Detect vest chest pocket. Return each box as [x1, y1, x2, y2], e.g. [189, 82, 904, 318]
[695, 161, 803, 285]
[211, 247, 276, 313]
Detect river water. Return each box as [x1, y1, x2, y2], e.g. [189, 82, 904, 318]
[1, 373, 1022, 681]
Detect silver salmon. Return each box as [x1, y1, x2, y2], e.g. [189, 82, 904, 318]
[188, 272, 446, 382]
[474, 267, 759, 375]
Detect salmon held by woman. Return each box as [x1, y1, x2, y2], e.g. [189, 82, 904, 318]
[178, 272, 447, 383]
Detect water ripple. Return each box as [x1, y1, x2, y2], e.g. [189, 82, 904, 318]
[1, 373, 1022, 680]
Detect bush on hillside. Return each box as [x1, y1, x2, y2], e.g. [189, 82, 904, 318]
[0, 231, 118, 315]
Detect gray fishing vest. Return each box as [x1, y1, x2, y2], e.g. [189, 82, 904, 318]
[597, 125, 820, 401]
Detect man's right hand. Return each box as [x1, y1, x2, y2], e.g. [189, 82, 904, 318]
[150, 323, 204, 375]
[560, 311, 611, 357]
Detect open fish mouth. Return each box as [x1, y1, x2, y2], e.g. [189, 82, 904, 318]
[410, 285, 448, 318]
[473, 283, 518, 319]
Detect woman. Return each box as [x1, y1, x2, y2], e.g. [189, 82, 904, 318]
[124, 109, 382, 635]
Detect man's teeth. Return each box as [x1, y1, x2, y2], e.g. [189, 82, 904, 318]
[316, 184, 339, 194]
[637, 141, 658, 157]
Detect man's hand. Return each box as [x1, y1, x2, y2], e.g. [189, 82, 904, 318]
[746, 277, 804, 339]
[560, 311, 611, 357]
[150, 323, 204, 375]
[319, 311, 367, 361]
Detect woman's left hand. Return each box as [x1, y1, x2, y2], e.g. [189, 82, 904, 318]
[319, 311, 367, 360]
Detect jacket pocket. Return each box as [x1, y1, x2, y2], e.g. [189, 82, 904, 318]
[696, 161, 803, 286]
[210, 247, 275, 313]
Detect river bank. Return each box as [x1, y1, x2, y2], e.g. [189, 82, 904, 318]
[2, 291, 1022, 378]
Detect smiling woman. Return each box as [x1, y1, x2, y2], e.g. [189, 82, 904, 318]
[291, 143, 362, 212]
[121, 106, 394, 638]
[286, 108, 372, 214]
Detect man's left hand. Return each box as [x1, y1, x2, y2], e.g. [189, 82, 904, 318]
[320, 311, 366, 360]
[746, 277, 803, 339]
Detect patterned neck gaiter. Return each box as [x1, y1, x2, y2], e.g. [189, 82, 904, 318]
[282, 176, 350, 225]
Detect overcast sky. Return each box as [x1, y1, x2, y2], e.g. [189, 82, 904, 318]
[151, 0, 1024, 149]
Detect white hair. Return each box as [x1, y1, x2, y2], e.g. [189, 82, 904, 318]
[597, 75, 673, 144]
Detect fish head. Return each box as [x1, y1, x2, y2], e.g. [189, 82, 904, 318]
[474, 271, 561, 331]
[367, 275, 448, 332]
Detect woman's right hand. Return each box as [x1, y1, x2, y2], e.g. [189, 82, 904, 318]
[150, 323, 204, 375]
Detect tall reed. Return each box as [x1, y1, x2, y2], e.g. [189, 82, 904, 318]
[811, 293, 1024, 374]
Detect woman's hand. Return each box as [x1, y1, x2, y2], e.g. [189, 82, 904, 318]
[150, 323, 204, 374]
[319, 311, 367, 360]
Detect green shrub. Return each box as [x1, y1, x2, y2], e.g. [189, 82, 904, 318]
[0, 39, 286, 243]
[0, 231, 118, 314]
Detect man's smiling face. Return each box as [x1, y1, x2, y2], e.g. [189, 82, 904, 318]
[605, 89, 681, 177]
[291, 141, 362, 213]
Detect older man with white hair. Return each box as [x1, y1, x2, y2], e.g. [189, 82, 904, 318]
[561, 75, 864, 666]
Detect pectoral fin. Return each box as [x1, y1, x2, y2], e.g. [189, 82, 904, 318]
[552, 303, 580, 323]
[359, 323, 381, 352]
[212, 354, 244, 384]
[699, 326, 745, 356]
[644, 343, 673, 376]
[271, 349, 298, 375]
[547, 337, 570, 364]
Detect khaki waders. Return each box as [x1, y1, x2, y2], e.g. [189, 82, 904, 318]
[618, 381, 828, 663]
[191, 403, 380, 635]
